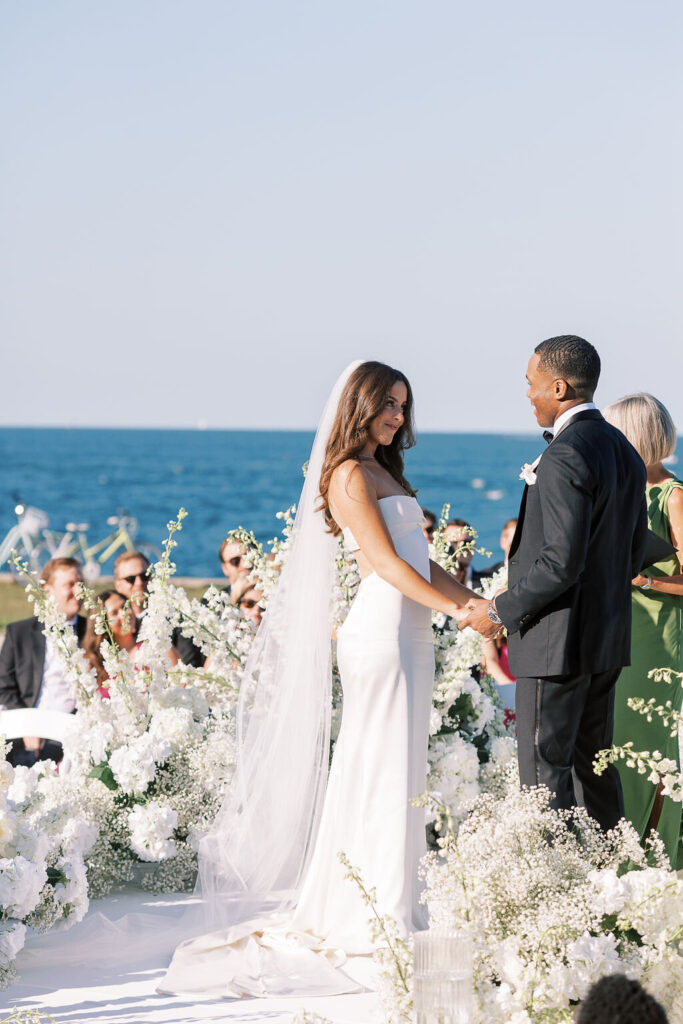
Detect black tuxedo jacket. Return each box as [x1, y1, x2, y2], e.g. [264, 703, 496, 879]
[0, 615, 87, 709]
[496, 410, 648, 677]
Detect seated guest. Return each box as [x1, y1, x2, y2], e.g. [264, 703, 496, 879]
[488, 517, 518, 573]
[82, 589, 138, 698]
[113, 550, 150, 616]
[232, 576, 264, 628]
[219, 537, 251, 596]
[421, 508, 436, 544]
[482, 516, 518, 721]
[499, 517, 517, 561]
[443, 518, 493, 589]
[0, 557, 86, 765]
[482, 632, 516, 725]
[114, 551, 203, 668]
[577, 975, 668, 1024]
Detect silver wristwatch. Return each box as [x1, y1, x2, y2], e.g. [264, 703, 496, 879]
[640, 578, 652, 590]
[487, 600, 503, 625]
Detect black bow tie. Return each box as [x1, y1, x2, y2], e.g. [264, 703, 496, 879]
[543, 430, 554, 445]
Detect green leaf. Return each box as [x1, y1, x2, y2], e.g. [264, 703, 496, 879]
[88, 761, 118, 790]
[46, 865, 67, 887]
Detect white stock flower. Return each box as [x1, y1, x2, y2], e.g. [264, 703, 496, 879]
[109, 732, 172, 795]
[0, 807, 17, 855]
[0, 855, 45, 918]
[7, 764, 42, 806]
[0, 920, 27, 968]
[587, 867, 629, 916]
[128, 802, 178, 862]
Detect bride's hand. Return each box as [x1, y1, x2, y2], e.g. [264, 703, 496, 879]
[450, 604, 470, 626]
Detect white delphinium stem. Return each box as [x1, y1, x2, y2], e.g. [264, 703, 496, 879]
[338, 851, 413, 1024]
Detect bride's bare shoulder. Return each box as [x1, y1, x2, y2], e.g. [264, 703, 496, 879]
[329, 459, 375, 506]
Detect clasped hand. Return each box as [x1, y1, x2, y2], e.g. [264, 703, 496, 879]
[453, 589, 506, 639]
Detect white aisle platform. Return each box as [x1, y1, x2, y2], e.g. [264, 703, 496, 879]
[3, 890, 381, 1024]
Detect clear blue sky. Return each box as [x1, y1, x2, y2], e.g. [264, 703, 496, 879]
[1, 1, 681, 432]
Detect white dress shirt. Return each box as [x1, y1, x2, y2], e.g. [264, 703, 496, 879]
[35, 616, 77, 713]
[550, 401, 597, 438]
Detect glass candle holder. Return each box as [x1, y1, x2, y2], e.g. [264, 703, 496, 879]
[413, 928, 473, 1024]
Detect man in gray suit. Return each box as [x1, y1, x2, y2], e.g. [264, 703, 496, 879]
[460, 336, 648, 829]
[0, 557, 86, 765]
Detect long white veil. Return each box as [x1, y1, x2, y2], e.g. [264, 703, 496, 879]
[198, 361, 363, 928]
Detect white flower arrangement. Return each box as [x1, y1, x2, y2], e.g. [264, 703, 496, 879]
[11, 514, 239, 907]
[0, 748, 95, 990]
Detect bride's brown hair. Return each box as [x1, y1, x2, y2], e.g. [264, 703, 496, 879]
[319, 361, 416, 536]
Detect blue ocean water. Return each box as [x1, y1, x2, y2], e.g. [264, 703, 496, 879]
[0, 428, 544, 577]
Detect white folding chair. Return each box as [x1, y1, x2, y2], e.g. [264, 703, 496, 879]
[0, 707, 78, 743]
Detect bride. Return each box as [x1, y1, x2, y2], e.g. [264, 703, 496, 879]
[160, 361, 477, 997]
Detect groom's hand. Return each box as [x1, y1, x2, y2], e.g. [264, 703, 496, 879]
[457, 596, 501, 639]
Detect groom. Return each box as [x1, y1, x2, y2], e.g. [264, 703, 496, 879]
[459, 336, 648, 829]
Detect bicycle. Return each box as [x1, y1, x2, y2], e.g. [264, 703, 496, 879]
[1, 505, 161, 583]
[0, 503, 51, 577]
[39, 512, 160, 582]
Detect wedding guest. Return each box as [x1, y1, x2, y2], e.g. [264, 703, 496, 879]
[82, 590, 138, 698]
[482, 632, 516, 724]
[443, 519, 493, 588]
[232, 576, 264, 627]
[219, 537, 251, 596]
[0, 557, 86, 766]
[114, 551, 204, 668]
[577, 975, 668, 1024]
[499, 517, 518, 560]
[482, 516, 518, 720]
[488, 516, 518, 573]
[421, 508, 436, 544]
[113, 550, 149, 615]
[603, 393, 683, 867]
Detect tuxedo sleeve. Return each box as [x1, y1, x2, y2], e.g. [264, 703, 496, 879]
[0, 624, 23, 709]
[496, 445, 594, 634]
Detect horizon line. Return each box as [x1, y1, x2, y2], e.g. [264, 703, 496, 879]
[0, 423, 543, 436]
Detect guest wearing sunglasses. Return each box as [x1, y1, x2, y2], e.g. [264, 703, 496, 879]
[231, 576, 264, 627]
[218, 538, 251, 597]
[114, 552, 150, 614]
[421, 509, 436, 544]
[113, 551, 204, 668]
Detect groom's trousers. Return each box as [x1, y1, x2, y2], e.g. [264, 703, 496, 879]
[515, 668, 625, 831]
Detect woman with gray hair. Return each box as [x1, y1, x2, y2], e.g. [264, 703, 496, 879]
[603, 393, 683, 867]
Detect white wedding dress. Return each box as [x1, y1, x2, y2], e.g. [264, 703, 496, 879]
[159, 494, 435, 998]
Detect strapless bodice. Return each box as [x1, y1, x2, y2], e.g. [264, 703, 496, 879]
[341, 495, 425, 552]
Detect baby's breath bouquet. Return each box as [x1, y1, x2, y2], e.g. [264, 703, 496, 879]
[418, 783, 683, 1024]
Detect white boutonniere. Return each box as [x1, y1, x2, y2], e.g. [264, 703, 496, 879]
[519, 453, 543, 486]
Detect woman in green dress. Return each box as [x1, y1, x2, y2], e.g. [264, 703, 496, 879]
[604, 393, 683, 867]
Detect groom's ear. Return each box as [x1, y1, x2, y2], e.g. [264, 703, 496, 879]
[553, 377, 570, 400]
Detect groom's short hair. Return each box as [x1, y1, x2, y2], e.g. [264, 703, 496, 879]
[535, 335, 600, 397]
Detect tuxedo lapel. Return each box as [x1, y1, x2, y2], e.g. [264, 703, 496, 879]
[508, 484, 530, 560]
